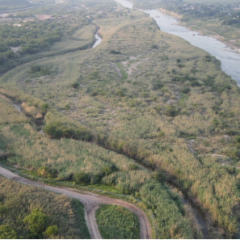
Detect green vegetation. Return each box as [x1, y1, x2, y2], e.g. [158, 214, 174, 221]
[0, 1, 104, 74]
[96, 205, 140, 239]
[0, 176, 90, 238]
[133, 0, 240, 49]
[1, 0, 240, 238]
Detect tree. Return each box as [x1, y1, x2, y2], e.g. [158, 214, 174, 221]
[24, 208, 49, 237]
[44, 225, 58, 237]
[41, 103, 49, 114]
[0, 225, 18, 239]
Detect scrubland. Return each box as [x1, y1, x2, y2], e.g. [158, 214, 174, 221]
[0, 176, 90, 239]
[0, 0, 240, 238]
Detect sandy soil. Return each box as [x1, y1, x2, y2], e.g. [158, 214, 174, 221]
[0, 166, 151, 239]
[35, 14, 52, 20]
[23, 18, 35, 23]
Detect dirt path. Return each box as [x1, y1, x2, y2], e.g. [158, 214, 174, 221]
[0, 166, 151, 239]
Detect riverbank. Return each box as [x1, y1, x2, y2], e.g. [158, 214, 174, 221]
[157, 8, 240, 55]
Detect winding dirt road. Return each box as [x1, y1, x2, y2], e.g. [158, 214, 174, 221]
[0, 166, 151, 239]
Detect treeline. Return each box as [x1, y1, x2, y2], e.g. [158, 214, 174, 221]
[0, 21, 63, 58]
[43, 121, 93, 141]
[134, 0, 240, 27]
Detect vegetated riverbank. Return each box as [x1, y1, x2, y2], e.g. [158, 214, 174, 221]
[158, 8, 240, 55]
[2, 0, 240, 238]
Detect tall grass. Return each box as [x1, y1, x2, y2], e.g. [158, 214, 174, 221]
[96, 205, 140, 239]
[0, 176, 90, 239]
[0, 1, 240, 237]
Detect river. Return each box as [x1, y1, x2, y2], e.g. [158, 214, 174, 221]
[115, 0, 240, 86]
[92, 32, 102, 48]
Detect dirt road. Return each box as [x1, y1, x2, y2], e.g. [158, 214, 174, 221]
[0, 166, 151, 239]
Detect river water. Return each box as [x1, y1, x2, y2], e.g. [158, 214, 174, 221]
[115, 0, 240, 86]
[92, 32, 102, 48]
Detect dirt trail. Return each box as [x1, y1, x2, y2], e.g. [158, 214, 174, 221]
[0, 166, 151, 239]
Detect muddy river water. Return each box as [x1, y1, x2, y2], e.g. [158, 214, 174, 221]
[115, 0, 240, 86]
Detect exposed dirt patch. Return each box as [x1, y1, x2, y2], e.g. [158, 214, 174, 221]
[122, 56, 149, 79]
[10, 46, 21, 53]
[23, 18, 35, 23]
[35, 14, 52, 20]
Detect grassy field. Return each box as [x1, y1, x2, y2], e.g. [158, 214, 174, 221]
[96, 205, 140, 239]
[0, 0, 240, 238]
[0, 176, 90, 239]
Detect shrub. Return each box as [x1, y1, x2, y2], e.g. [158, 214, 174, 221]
[128, 163, 139, 170]
[205, 55, 211, 62]
[71, 82, 79, 89]
[161, 55, 168, 60]
[44, 225, 58, 237]
[164, 105, 178, 117]
[73, 172, 90, 184]
[43, 122, 92, 141]
[0, 204, 8, 216]
[151, 44, 158, 49]
[41, 103, 48, 114]
[40, 66, 51, 75]
[109, 50, 121, 54]
[100, 166, 114, 177]
[30, 65, 41, 73]
[37, 166, 58, 178]
[152, 79, 164, 90]
[24, 208, 49, 237]
[0, 225, 18, 239]
[116, 89, 126, 97]
[152, 171, 166, 183]
[181, 87, 190, 94]
[159, 131, 165, 138]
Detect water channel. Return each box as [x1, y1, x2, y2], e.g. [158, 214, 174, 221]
[92, 32, 102, 48]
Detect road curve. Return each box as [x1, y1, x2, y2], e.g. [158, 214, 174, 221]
[0, 166, 151, 239]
